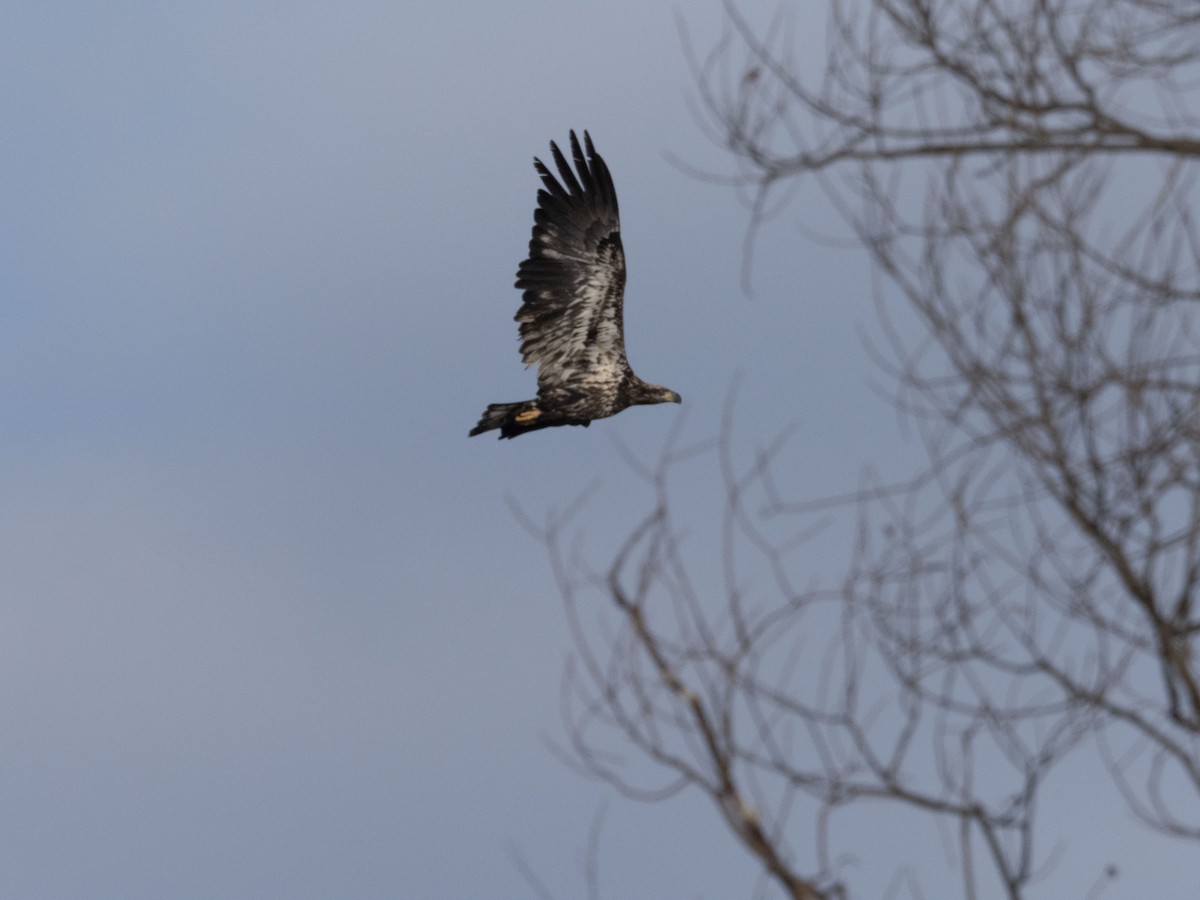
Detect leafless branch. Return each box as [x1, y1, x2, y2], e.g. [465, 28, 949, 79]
[534, 2, 1200, 896]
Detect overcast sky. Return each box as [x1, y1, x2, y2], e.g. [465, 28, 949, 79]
[1, 3, 1195, 898]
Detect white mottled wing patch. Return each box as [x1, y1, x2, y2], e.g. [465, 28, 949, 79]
[513, 132, 629, 402]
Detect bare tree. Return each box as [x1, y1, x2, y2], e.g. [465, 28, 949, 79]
[536, 2, 1200, 898]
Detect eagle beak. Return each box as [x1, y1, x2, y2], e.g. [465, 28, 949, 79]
[668, 390, 682, 404]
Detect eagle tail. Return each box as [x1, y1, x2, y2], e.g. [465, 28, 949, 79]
[469, 400, 544, 439]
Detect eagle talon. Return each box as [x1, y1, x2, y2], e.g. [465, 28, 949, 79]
[514, 409, 541, 424]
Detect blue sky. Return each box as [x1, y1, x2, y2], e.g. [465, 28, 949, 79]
[2, 3, 1195, 898]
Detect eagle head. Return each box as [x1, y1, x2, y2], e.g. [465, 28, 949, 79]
[631, 381, 682, 406]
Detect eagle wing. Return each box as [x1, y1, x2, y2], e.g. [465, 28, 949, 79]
[514, 131, 628, 396]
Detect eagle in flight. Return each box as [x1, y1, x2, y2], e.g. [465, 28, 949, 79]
[469, 131, 680, 439]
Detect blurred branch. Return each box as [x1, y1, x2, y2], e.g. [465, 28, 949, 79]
[535, 1, 1200, 896]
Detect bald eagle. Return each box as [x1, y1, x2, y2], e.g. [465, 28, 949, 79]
[469, 131, 681, 439]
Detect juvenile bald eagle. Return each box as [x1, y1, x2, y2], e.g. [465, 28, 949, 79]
[469, 131, 680, 439]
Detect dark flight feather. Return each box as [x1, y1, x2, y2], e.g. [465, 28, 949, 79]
[470, 132, 679, 439]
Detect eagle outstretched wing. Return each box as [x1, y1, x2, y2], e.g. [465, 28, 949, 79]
[514, 131, 628, 393]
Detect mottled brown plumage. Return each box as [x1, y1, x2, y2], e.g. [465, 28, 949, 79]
[470, 131, 680, 439]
